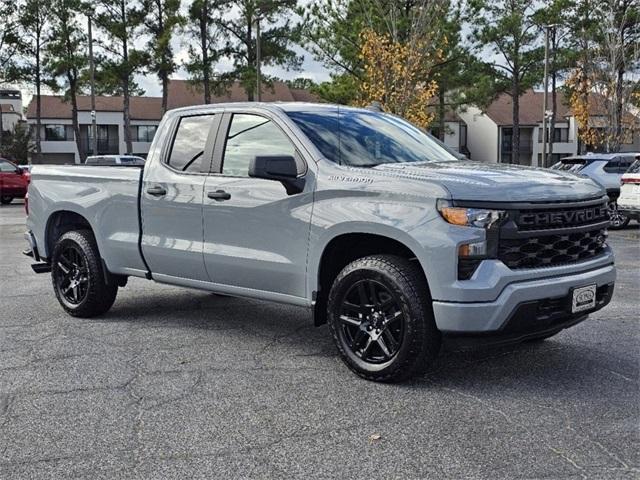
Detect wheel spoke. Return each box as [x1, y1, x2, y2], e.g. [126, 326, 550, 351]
[376, 336, 392, 358]
[339, 315, 361, 327]
[385, 310, 403, 325]
[57, 261, 70, 274]
[381, 329, 398, 353]
[367, 280, 380, 307]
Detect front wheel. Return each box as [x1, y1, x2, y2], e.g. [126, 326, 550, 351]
[51, 229, 118, 317]
[0, 195, 13, 204]
[327, 255, 441, 382]
[608, 201, 630, 229]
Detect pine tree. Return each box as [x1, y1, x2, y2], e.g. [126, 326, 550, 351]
[143, 0, 183, 114]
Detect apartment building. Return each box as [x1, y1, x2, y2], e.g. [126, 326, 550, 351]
[26, 80, 317, 164]
[458, 90, 640, 165]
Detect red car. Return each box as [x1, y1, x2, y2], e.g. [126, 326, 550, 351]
[0, 158, 30, 204]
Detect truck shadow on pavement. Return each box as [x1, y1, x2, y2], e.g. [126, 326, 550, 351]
[103, 287, 635, 393]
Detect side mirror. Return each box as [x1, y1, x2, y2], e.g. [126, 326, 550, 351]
[249, 155, 305, 195]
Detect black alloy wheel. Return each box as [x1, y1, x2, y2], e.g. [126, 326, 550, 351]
[608, 201, 630, 229]
[327, 255, 441, 382]
[51, 229, 118, 317]
[54, 244, 90, 306]
[338, 278, 404, 364]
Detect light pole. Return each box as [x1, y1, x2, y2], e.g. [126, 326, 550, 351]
[541, 24, 557, 168]
[88, 14, 97, 158]
[541, 25, 550, 168]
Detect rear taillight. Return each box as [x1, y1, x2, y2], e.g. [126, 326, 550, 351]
[24, 193, 29, 216]
[621, 177, 640, 185]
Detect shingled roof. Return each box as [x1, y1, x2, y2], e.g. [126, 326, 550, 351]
[26, 80, 318, 120]
[483, 90, 570, 126]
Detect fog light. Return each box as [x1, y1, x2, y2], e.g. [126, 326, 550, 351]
[458, 241, 487, 257]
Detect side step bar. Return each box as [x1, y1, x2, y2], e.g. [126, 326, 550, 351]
[31, 263, 52, 273]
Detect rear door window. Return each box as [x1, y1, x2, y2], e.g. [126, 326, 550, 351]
[167, 115, 217, 173]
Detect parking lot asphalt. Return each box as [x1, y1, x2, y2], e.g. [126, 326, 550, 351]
[0, 200, 638, 479]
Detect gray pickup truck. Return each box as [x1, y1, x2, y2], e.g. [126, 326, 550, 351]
[24, 103, 616, 382]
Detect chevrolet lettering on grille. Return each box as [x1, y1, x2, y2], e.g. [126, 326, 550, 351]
[518, 206, 608, 228]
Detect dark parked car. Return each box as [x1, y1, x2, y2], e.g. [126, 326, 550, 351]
[0, 158, 29, 204]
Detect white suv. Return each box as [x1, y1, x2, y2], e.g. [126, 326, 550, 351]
[619, 158, 640, 224]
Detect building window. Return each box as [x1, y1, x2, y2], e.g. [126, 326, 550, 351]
[538, 127, 569, 143]
[130, 125, 157, 142]
[44, 124, 73, 141]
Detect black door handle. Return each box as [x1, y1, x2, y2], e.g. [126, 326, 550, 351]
[147, 185, 167, 196]
[208, 190, 231, 201]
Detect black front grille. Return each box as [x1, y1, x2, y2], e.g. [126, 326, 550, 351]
[499, 228, 607, 269]
[493, 197, 610, 270]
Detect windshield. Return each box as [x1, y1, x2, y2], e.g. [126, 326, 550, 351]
[552, 158, 588, 173]
[286, 108, 458, 167]
[628, 159, 640, 174]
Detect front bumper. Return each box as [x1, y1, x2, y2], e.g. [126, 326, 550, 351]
[432, 261, 616, 334]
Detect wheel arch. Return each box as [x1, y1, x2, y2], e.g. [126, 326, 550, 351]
[311, 229, 430, 326]
[45, 210, 94, 260]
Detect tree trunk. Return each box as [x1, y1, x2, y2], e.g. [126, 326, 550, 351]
[123, 78, 132, 154]
[549, 70, 557, 167]
[548, 29, 557, 167]
[69, 78, 83, 163]
[200, 1, 210, 104]
[246, 16, 254, 102]
[614, 66, 624, 152]
[161, 72, 169, 114]
[35, 46, 42, 156]
[511, 75, 520, 165]
[121, 0, 133, 154]
[437, 88, 446, 141]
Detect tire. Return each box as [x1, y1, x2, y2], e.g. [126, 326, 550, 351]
[0, 195, 13, 204]
[51, 229, 118, 317]
[608, 201, 630, 229]
[327, 254, 441, 382]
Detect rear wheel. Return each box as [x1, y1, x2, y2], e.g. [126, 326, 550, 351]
[608, 201, 630, 229]
[0, 195, 13, 204]
[51, 229, 118, 317]
[327, 255, 441, 382]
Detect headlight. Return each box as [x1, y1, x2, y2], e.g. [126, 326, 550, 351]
[437, 199, 505, 229]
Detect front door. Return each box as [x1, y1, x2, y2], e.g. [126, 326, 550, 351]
[141, 111, 221, 281]
[202, 111, 313, 299]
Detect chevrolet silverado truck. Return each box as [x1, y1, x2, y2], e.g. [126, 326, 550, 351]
[24, 103, 616, 382]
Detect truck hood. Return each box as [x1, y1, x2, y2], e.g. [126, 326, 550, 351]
[373, 161, 605, 202]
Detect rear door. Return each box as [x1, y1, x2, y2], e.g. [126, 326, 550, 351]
[141, 109, 222, 281]
[201, 109, 314, 299]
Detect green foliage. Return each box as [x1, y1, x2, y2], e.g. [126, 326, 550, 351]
[142, 0, 184, 111]
[312, 73, 359, 104]
[44, 0, 88, 95]
[0, 123, 35, 164]
[214, 0, 303, 100]
[94, 0, 148, 96]
[0, 0, 19, 76]
[183, 0, 228, 103]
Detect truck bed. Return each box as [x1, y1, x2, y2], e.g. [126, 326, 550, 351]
[26, 165, 147, 276]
